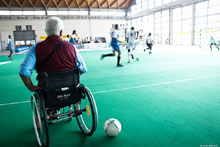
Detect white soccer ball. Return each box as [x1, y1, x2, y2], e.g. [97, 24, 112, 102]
[104, 118, 122, 136]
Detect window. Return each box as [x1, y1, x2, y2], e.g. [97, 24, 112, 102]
[142, 1, 147, 10]
[155, 0, 162, 7]
[163, 0, 171, 5]
[15, 25, 22, 31]
[173, 8, 181, 21]
[195, 1, 208, 17]
[10, 11, 22, 15]
[57, 11, 68, 15]
[23, 11, 35, 15]
[131, 5, 136, 14]
[148, 0, 154, 9]
[47, 11, 58, 15]
[91, 11, 109, 16]
[182, 5, 192, 19]
[110, 12, 126, 17]
[0, 11, 10, 15]
[35, 11, 45, 15]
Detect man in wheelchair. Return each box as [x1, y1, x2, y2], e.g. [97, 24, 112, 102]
[19, 16, 87, 115]
[19, 17, 98, 146]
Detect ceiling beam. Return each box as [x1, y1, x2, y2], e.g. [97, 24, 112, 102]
[79, 0, 85, 7]
[100, 0, 106, 7]
[52, 0, 58, 7]
[46, 0, 51, 6]
[58, 0, 63, 7]
[86, 0, 90, 7]
[110, 0, 117, 7]
[15, 0, 22, 7]
[40, 0, 47, 9]
[90, 0, 96, 7]
[64, 0, 69, 7]
[9, 0, 13, 7]
[97, 0, 100, 8]
[28, 0, 34, 7]
[119, 0, 126, 7]
[106, 0, 110, 8]
[34, 0, 38, 7]
[22, 0, 26, 7]
[75, 0, 79, 8]
[2, 0, 9, 7]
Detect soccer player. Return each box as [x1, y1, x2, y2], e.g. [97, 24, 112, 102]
[209, 36, 219, 51]
[144, 33, 155, 54]
[101, 24, 123, 67]
[127, 27, 139, 63]
[7, 35, 13, 60]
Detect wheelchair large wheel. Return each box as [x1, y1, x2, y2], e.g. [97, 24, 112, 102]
[31, 93, 49, 147]
[75, 87, 98, 136]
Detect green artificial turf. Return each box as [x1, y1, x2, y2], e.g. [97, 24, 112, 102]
[0, 47, 219, 147]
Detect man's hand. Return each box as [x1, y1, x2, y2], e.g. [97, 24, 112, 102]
[30, 86, 41, 92]
[19, 74, 41, 92]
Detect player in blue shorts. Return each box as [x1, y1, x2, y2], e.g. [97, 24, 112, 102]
[69, 30, 78, 45]
[101, 24, 123, 67]
[7, 35, 13, 60]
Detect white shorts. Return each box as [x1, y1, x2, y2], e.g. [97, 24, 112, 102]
[127, 42, 136, 50]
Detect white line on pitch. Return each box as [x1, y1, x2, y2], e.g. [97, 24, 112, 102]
[0, 61, 11, 65]
[0, 73, 220, 107]
[0, 100, 30, 106]
[93, 74, 220, 94]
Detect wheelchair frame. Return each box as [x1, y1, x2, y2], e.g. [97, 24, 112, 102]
[31, 84, 98, 147]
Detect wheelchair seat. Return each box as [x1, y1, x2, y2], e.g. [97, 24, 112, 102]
[40, 68, 84, 108]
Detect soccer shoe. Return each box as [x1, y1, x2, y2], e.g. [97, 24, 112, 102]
[149, 52, 152, 54]
[8, 56, 13, 60]
[136, 57, 139, 61]
[117, 64, 124, 67]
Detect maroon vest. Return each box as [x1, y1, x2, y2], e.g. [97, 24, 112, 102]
[35, 35, 77, 86]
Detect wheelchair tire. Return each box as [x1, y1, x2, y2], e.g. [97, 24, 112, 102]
[75, 87, 98, 136]
[31, 93, 49, 147]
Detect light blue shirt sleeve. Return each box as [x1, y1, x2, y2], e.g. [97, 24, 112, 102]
[74, 46, 87, 73]
[19, 44, 36, 77]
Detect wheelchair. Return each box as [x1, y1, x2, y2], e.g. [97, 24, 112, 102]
[31, 68, 98, 147]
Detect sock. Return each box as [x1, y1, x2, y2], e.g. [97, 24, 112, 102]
[128, 53, 130, 62]
[117, 56, 121, 65]
[103, 53, 114, 57]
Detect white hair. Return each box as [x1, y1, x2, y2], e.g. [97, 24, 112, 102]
[45, 17, 64, 36]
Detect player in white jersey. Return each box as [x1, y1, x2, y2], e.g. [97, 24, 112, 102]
[127, 27, 139, 63]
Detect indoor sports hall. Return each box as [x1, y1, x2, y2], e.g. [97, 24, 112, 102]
[0, 0, 220, 147]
